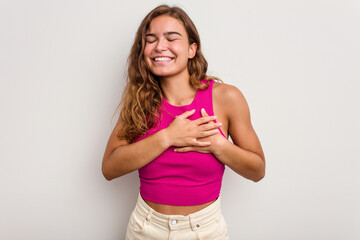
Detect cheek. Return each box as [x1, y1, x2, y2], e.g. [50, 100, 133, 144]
[181, 44, 193, 58]
[143, 45, 151, 58]
[143, 47, 153, 66]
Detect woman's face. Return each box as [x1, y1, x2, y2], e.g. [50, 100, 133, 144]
[144, 15, 197, 79]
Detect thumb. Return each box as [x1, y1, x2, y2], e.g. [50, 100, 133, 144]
[178, 109, 196, 119]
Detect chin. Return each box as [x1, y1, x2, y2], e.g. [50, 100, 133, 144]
[150, 70, 175, 78]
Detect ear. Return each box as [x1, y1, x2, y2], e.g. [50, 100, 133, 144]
[188, 42, 198, 59]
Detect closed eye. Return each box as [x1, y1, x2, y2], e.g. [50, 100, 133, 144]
[145, 34, 157, 43]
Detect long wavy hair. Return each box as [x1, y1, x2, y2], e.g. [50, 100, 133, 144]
[115, 4, 221, 142]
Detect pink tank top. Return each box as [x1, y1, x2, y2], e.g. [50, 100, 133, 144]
[134, 79, 227, 206]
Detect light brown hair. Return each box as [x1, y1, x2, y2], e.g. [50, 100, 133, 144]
[115, 4, 221, 142]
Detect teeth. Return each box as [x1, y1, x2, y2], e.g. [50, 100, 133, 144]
[154, 57, 172, 62]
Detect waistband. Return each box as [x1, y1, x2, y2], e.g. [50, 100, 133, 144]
[134, 193, 222, 231]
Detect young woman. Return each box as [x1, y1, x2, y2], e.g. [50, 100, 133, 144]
[102, 4, 265, 240]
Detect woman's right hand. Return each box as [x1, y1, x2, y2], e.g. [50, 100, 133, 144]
[163, 109, 222, 147]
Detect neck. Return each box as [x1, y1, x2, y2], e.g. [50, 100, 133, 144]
[159, 73, 197, 106]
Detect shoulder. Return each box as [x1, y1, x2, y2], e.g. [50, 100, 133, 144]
[212, 81, 248, 109]
[212, 81, 251, 126]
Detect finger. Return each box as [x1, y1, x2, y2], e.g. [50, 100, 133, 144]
[201, 108, 209, 117]
[198, 129, 220, 138]
[199, 122, 222, 131]
[201, 108, 216, 124]
[177, 109, 195, 119]
[174, 146, 211, 153]
[193, 139, 211, 146]
[194, 115, 217, 125]
[174, 147, 193, 153]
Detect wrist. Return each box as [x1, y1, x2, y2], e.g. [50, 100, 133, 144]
[212, 137, 228, 159]
[158, 128, 172, 149]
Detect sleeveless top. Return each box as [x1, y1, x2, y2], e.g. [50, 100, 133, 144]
[134, 79, 227, 206]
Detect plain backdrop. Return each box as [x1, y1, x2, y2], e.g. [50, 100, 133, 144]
[1, 0, 359, 239]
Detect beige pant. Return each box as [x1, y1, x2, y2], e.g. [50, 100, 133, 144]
[125, 194, 229, 240]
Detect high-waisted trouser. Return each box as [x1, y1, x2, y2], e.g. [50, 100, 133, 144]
[125, 194, 229, 240]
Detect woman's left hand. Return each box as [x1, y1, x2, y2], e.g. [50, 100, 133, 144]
[174, 108, 227, 154]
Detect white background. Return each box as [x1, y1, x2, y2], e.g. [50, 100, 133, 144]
[1, 0, 359, 239]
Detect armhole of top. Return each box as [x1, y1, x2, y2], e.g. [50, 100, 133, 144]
[209, 80, 227, 138]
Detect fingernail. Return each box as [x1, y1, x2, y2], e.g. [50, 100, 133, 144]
[173, 149, 177, 152]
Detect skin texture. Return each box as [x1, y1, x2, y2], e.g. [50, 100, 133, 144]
[144, 15, 197, 81]
[102, 15, 265, 215]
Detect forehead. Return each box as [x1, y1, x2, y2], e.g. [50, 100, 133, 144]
[147, 15, 187, 35]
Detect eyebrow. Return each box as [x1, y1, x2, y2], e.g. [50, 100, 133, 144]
[145, 31, 182, 37]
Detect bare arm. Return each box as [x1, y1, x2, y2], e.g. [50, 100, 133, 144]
[174, 84, 265, 182]
[101, 127, 169, 180]
[102, 109, 221, 180]
[214, 85, 265, 181]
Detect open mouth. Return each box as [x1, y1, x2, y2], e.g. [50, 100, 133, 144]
[153, 57, 174, 62]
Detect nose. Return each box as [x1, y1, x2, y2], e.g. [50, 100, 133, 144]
[155, 38, 167, 52]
